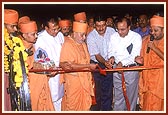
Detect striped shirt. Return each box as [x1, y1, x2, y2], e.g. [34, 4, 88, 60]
[87, 27, 115, 62]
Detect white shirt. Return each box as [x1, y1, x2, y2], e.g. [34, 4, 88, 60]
[34, 30, 64, 103]
[35, 31, 63, 66]
[56, 32, 65, 46]
[108, 30, 142, 66]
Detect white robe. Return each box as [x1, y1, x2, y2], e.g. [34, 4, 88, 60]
[35, 31, 64, 111]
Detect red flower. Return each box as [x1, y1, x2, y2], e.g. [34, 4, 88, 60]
[45, 58, 50, 61]
[38, 60, 45, 63]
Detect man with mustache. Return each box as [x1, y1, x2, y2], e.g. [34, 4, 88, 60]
[87, 15, 115, 111]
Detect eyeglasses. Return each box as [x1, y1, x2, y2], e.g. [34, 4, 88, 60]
[116, 28, 128, 32]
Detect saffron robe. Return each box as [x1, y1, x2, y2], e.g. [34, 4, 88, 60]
[60, 38, 94, 111]
[139, 35, 164, 111]
[22, 38, 54, 111]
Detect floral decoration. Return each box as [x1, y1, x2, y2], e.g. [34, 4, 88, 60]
[4, 28, 28, 88]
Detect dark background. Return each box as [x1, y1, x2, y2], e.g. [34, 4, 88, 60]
[1, 2, 167, 114]
[4, 3, 164, 20]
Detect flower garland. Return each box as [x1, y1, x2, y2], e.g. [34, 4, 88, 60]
[4, 28, 28, 88]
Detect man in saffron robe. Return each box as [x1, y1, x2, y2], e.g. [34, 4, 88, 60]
[19, 21, 54, 111]
[135, 15, 164, 111]
[59, 19, 71, 37]
[60, 21, 97, 111]
[4, 9, 19, 111]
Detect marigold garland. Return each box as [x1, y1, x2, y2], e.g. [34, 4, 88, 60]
[4, 28, 28, 88]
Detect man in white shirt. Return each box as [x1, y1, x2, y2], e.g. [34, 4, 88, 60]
[34, 18, 64, 111]
[108, 17, 142, 111]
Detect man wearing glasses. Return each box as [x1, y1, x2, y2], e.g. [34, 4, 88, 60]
[108, 17, 142, 111]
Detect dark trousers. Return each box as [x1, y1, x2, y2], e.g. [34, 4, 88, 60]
[90, 60, 113, 111]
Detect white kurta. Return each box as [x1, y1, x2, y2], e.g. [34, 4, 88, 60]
[108, 30, 142, 66]
[107, 30, 142, 111]
[34, 30, 64, 111]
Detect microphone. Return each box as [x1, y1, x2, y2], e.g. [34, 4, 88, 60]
[146, 35, 154, 53]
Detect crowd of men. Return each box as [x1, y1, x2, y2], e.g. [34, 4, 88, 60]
[3, 8, 164, 111]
